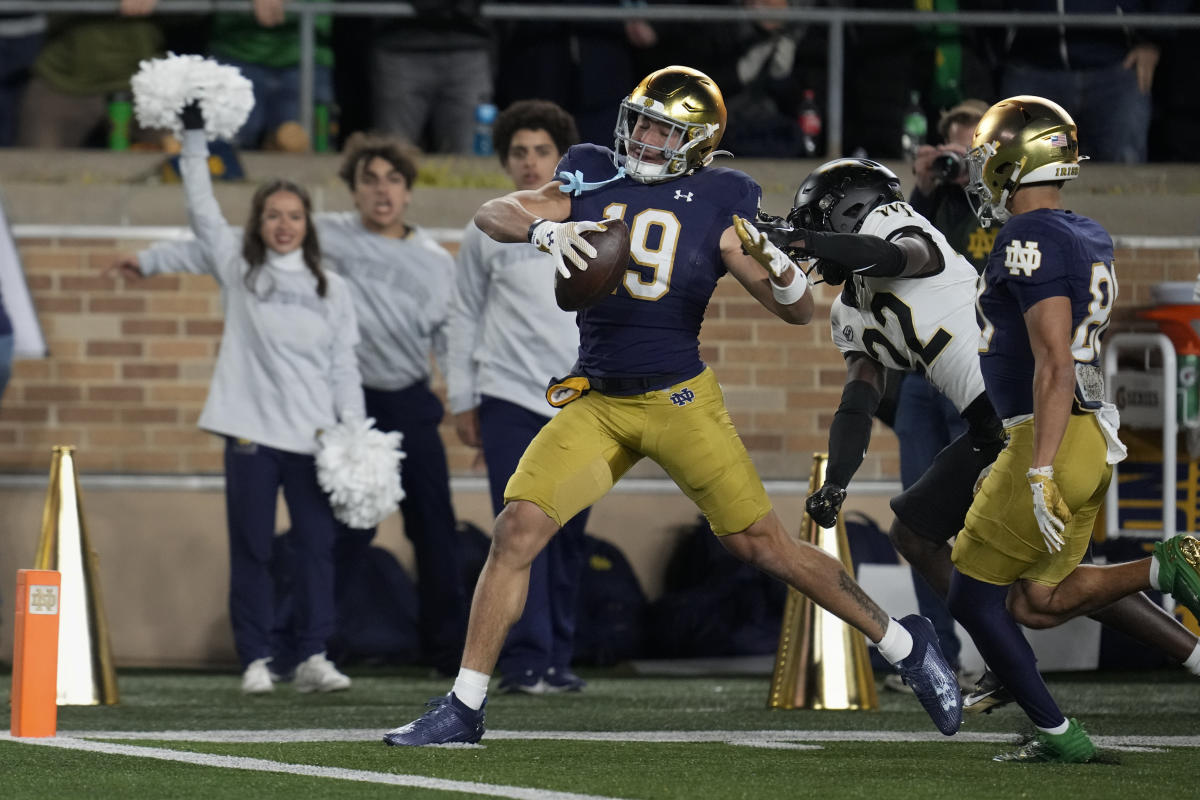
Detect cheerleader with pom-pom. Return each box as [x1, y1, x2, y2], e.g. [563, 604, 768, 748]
[107, 63, 376, 696]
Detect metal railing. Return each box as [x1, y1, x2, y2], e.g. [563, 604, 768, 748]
[1, 1, 1198, 153]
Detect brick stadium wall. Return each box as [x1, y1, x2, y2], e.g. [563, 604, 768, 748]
[2, 234, 1198, 481]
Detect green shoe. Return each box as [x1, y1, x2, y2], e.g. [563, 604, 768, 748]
[994, 718, 1096, 763]
[1153, 535, 1200, 618]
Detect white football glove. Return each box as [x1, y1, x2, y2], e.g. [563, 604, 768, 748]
[733, 214, 795, 279]
[1027, 466, 1071, 553]
[529, 219, 604, 279]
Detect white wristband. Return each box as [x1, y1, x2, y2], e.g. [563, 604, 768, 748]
[771, 272, 809, 306]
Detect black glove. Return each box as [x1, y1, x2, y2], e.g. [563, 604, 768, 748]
[181, 100, 205, 131]
[754, 211, 796, 251]
[814, 259, 852, 286]
[805, 483, 846, 528]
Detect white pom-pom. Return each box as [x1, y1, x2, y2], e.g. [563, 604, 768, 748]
[315, 417, 406, 530]
[131, 53, 255, 141]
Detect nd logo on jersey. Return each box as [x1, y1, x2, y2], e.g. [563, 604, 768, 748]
[1004, 239, 1042, 276]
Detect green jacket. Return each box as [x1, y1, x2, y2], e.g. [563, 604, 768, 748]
[34, 16, 163, 95]
[210, 1, 332, 69]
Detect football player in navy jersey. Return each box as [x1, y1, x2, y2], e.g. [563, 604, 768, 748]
[946, 96, 1200, 762]
[382, 66, 964, 746]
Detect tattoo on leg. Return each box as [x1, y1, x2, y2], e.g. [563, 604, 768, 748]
[839, 570, 889, 633]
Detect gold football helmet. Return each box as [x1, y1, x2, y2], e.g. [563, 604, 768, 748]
[614, 65, 726, 184]
[965, 95, 1081, 228]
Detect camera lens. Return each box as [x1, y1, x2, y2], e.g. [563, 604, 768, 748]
[931, 152, 963, 182]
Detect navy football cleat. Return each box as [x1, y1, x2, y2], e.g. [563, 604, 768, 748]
[892, 614, 963, 735]
[382, 693, 486, 746]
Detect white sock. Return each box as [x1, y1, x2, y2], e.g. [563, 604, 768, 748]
[1037, 718, 1070, 735]
[876, 618, 915, 664]
[451, 668, 490, 711]
[1148, 554, 1163, 591]
[1184, 641, 1200, 677]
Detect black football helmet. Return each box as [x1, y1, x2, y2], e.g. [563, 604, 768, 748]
[786, 159, 904, 234]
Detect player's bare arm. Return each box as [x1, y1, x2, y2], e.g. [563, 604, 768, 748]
[720, 224, 813, 324]
[1024, 295, 1076, 469]
[474, 180, 572, 243]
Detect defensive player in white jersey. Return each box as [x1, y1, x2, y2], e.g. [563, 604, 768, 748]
[775, 159, 1007, 623]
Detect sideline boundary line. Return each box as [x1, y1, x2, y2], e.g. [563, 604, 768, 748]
[4, 735, 629, 800]
[33, 727, 1200, 750]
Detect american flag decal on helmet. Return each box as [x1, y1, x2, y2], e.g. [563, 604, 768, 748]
[1045, 133, 1068, 147]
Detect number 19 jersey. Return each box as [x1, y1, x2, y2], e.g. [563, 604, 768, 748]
[829, 200, 985, 413]
[558, 143, 760, 379]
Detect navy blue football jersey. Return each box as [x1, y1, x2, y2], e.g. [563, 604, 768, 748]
[556, 143, 761, 379]
[976, 209, 1117, 419]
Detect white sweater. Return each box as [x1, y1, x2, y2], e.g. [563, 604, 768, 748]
[138, 131, 365, 455]
[446, 221, 580, 417]
[315, 212, 455, 392]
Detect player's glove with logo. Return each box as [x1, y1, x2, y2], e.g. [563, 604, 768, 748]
[1027, 466, 1071, 553]
[528, 219, 603, 279]
[805, 483, 846, 529]
[733, 214, 796, 279]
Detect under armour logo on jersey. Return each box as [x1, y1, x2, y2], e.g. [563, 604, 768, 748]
[673, 190, 694, 202]
[1004, 239, 1042, 276]
[670, 387, 696, 406]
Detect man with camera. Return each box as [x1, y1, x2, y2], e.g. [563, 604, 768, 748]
[909, 99, 992, 271]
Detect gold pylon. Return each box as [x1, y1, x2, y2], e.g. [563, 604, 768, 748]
[34, 446, 119, 706]
[768, 453, 878, 710]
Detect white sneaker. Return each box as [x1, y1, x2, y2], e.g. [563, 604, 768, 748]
[241, 657, 274, 694]
[294, 652, 351, 693]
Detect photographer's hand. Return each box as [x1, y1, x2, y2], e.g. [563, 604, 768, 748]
[940, 142, 971, 187]
[912, 144, 940, 195]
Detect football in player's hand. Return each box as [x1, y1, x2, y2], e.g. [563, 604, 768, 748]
[554, 219, 630, 312]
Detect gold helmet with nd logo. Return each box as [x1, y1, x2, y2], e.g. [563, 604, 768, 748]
[965, 95, 1082, 229]
[614, 65, 727, 184]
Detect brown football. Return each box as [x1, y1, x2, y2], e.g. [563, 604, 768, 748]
[554, 219, 631, 312]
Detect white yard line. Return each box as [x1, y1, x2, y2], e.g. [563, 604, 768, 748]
[38, 727, 1200, 750]
[4, 735, 629, 800]
[7, 726, 1195, 797]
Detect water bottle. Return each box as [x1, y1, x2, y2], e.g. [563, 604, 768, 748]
[797, 89, 821, 158]
[107, 90, 134, 151]
[900, 90, 927, 161]
[473, 102, 498, 157]
[314, 102, 339, 153]
[1179, 352, 1200, 428]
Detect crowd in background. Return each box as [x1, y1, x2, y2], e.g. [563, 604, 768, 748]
[0, 0, 1198, 162]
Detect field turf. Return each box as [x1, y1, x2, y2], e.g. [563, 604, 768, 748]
[3, 665, 1197, 799]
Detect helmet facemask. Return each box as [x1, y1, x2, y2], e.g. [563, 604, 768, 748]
[965, 141, 1026, 229]
[612, 66, 727, 185]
